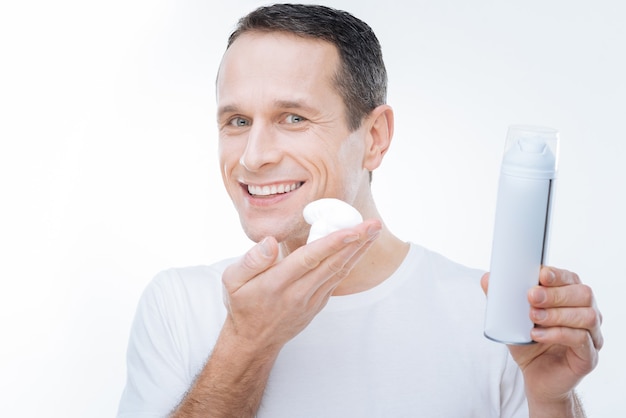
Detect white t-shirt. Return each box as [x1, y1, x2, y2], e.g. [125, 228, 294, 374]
[118, 243, 528, 417]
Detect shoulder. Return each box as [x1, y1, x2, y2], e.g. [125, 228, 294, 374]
[146, 257, 237, 297]
[135, 257, 238, 321]
[404, 243, 488, 331]
[407, 243, 485, 289]
[128, 257, 240, 362]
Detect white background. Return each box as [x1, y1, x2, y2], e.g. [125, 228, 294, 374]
[1, 1, 624, 416]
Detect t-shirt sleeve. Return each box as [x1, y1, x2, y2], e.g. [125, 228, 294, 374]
[117, 271, 192, 417]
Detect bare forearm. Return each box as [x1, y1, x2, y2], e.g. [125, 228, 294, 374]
[528, 391, 587, 418]
[169, 329, 280, 418]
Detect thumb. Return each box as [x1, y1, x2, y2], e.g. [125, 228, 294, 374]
[223, 237, 279, 292]
[243, 237, 278, 270]
[480, 272, 489, 296]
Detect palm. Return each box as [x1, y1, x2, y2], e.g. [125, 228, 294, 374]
[508, 342, 590, 401]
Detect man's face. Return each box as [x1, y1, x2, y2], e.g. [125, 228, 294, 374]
[216, 32, 370, 245]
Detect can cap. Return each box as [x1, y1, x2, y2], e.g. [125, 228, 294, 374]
[501, 125, 559, 179]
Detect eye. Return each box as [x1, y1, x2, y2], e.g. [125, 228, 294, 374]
[229, 117, 250, 127]
[284, 114, 306, 124]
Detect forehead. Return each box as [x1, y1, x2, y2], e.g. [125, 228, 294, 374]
[216, 31, 341, 99]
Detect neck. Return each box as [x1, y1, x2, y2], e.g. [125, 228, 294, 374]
[332, 196, 409, 295]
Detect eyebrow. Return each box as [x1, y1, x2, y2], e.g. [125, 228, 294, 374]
[217, 104, 239, 119]
[273, 99, 314, 112]
[217, 99, 317, 119]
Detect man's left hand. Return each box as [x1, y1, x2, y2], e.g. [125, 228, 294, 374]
[482, 267, 603, 408]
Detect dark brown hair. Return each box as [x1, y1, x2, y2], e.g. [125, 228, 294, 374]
[227, 3, 388, 131]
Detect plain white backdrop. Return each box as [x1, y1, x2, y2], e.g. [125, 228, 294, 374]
[1, 1, 624, 416]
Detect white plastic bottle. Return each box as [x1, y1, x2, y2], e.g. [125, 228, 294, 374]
[484, 125, 559, 344]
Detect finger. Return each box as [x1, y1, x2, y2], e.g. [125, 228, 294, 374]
[480, 273, 489, 295]
[530, 305, 604, 350]
[532, 324, 604, 353]
[531, 268, 604, 350]
[320, 220, 381, 281]
[530, 306, 601, 331]
[530, 326, 600, 373]
[539, 266, 581, 287]
[528, 283, 594, 309]
[312, 226, 380, 296]
[222, 236, 279, 292]
[591, 322, 604, 351]
[290, 220, 382, 308]
[287, 219, 382, 280]
[304, 231, 380, 313]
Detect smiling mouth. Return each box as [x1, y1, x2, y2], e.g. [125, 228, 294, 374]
[247, 182, 304, 196]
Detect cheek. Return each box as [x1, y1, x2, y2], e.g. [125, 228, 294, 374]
[337, 133, 365, 171]
[217, 149, 228, 178]
[218, 140, 241, 173]
[311, 135, 365, 198]
[217, 143, 240, 195]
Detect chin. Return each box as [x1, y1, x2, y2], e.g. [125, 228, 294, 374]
[241, 217, 309, 245]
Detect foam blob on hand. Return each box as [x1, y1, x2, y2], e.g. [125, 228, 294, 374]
[303, 198, 363, 243]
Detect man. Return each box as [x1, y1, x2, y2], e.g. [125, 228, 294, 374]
[118, 4, 603, 417]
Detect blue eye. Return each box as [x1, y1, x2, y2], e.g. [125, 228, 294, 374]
[285, 114, 305, 124]
[230, 117, 250, 127]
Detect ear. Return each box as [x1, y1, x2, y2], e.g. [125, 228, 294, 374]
[362, 104, 394, 171]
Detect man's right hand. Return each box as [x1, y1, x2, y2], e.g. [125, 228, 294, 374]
[221, 219, 382, 354]
[170, 220, 382, 417]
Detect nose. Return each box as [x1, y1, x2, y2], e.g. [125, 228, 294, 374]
[239, 122, 282, 171]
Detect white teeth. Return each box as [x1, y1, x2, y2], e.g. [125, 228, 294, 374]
[248, 182, 302, 196]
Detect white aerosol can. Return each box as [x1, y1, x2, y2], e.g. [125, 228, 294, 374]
[484, 125, 559, 345]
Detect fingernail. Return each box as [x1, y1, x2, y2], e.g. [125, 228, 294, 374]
[343, 234, 360, 243]
[531, 328, 546, 339]
[367, 224, 382, 237]
[532, 309, 547, 321]
[544, 268, 556, 284]
[530, 287, 547, 304]
[259, 237, 272, 258]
